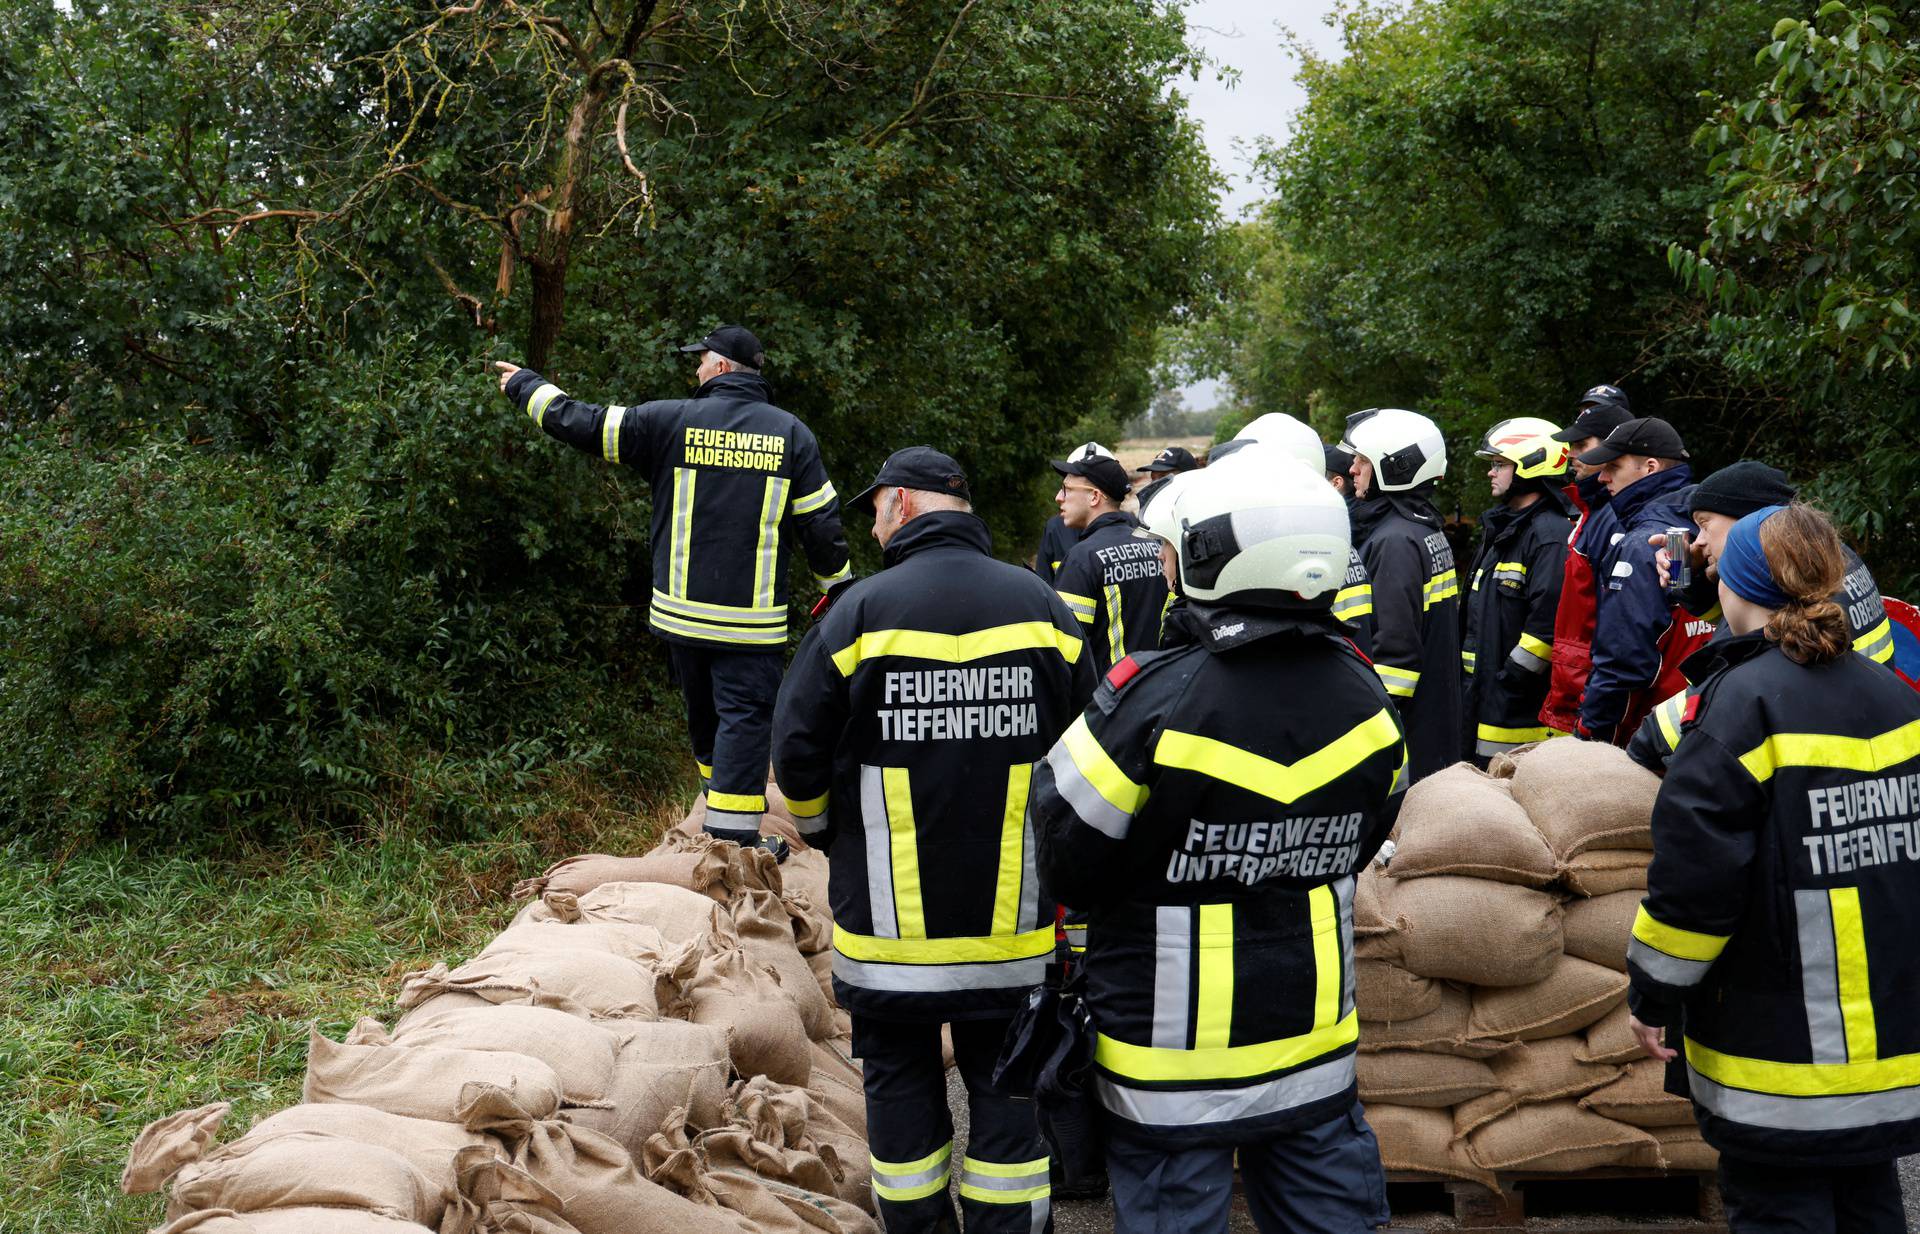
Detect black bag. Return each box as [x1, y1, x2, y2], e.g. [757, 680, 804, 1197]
[994, 952, 1104, 1186]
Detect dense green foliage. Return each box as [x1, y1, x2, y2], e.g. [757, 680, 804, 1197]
[0, 0, 1218, 840]
[1202, 0, 1920, 583]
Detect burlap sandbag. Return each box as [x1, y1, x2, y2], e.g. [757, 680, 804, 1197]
[731, 889, 835, 1040]
[512, 850, 734, 904]
[480, 921, 670, 965]
[163, 1136, 466, 1229]
[1355, 1052, 1499, 1108]
[1562, 890, 1640, 972]
[661, 941, 813, 1087]
[1387, 766, 1557, 886]
[450, 1146, 577, 1234]
[565, 1029, 730, 1154]
[1577, 1002, 1646, 1065]
[459, 1084, 752, 1234]
[1580, 1060, 1696, 1128]
[1627, 1124, 1718, 1171]
[804, 1040, 867, 1137]
[1451, 1035, 1625, 1138]
[1355, 960, 1442, 1023]
[1366, 1104, 1496, 1187]
[517, 881, 738, 950]
[152, 1211, 432, 1234]
[1469, 956, 1629, 1042]
[390, 1004, 620, 1106]
[1485, 742, 1542, 778]
[1559, 849, 1651, 897]
[1377, 876, 1563, 987]
[398, 948, 660, 1019]
[700, 1076, 857, 1207]
[304, 1025, 565, 1123]
[1355, 984, 1505, 1059]
[782, 849, 830, 908]
[644, 1116, 871, 1234]
[1354, 866, 1396, 937]
[1467, 1100, 1655, 1172]
[1508, 740, 1659, 859]
[245, 1103, 499, 1183]
[782, 889, 834, 957]
[122, 1102, 232, 1195]
[656, 829, 787, 898]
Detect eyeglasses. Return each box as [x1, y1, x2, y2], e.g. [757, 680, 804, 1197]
[1059, 483, 1102, 496]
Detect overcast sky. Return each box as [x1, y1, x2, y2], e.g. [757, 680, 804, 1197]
[1176, 0, 1346, 411]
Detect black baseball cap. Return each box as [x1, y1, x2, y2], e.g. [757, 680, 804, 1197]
[1324, 443, 1355, 476]
[1576, 416, 1689, 465]
[678, 324, 765, 370]
[850, 446, 972, 515]
[1578, 383, 1630, 412]
[1051, 453, 1131, 501]
[1551, 402, 1635, 444]
[1140, 445, 1200, 474]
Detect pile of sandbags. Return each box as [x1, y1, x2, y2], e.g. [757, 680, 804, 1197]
[125, 789, 878, 1234]
[1358, 744, 1714, 1184]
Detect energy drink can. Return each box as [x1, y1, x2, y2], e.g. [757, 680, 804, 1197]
[1665, 527, 1692, 591]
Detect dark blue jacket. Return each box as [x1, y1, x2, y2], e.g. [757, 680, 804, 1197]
[1581, 465, 1694, 741]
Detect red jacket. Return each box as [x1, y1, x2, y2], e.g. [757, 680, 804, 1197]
[1539, 477, 1613, 733]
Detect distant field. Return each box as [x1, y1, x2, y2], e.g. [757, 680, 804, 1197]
[1116, 436, 1212, 472]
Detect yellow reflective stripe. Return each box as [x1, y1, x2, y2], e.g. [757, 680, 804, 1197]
[696, 761, 714, 780]
[1422, 569, 1459, 608]
[1683, 1037, 1920, 1097]
[871, 1142, 952, 1202]
[1631, 905, 1730, 963]
[647, 609, 788, 645]
[1153, 708, 1400, 806]
[670, 468, 697, 597]
[786, 791, 828, 819]
[1654, 694, 1686, 751]
[1518, 631, 1553, 659]
[1194, 903, 1234, 1050]
[600, 405, 626, 462]
[962, 1155, 1050, 1178]
[1461, 649, 1477, 670]
[1063, 715, 1150, 817]
[1737, 718, 1920, 783]
[1104, 582, 1125, 664]
[1096, 1011, 1359, 1082]
[751, 477, 790, 612]
[990, 765, 1031, 938]
[1830, 887, 1878, 1062]
[708, 790, 766, 813]
[650, 589, 785, 621]
[814, 563, 853, 591]
[1477, 722, 1552, 743]
[830, 621, 1084, 676]
[958, 1182, 1050, 1204]
[1856, 618, 1895, 663]
[1330, 583, 1373, 620]
[1310, 885, 1339, 1032]
[884, 767, 925, 940]
[1375, 663, 1419, 697]
[790, 480, 836, 516]
[525, 382, 563, 426]
[833, 923, 1055, 965]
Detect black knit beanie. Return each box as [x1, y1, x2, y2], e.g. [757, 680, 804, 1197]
[1689, 461, 1798, 519]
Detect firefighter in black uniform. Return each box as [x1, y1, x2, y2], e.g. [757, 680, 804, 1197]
[1460, 418, 1573, 765]
[771, 446, 1094, 1234]
[1033, 458, 1407, 1234]
[1624, 503, 1920, 1233]
[1343, 407, 1461, 782]
[1034, 443, 1115, 586]
[1052, 450, 1171, 679]
[495, 325, 850, 851]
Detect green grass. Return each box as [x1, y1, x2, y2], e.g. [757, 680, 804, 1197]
[0, 791, 689, 1233]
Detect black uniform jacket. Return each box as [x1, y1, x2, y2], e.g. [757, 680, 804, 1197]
[1627, 632, 1920, 1166]
[506, 367, 850, 650]
[770, 511, 1096, 1021]
[1032, 604, 1407, 1146]
[1053, 510, 1173, 679]
[1351, 486, 1462, 782]
[1460, 489, 1573, 760]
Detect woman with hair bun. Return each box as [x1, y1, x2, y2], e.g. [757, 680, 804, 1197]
[1624, 503, 1920, 1233]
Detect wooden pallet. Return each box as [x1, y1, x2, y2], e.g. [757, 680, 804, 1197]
[1382, 1167, 1725, 1233]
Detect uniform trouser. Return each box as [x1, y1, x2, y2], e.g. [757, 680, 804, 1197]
[1105, 1102, 1389, 1234]
[1718, 1155, 1904, 1234]
[852, 1015, 1052, 1234]
[667, 642, 784, 844]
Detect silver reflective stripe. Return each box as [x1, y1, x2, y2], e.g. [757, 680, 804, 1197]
[1627, 937, 1714, 987]
[704, 808, 762, 837]
[1687, 1067, 1920, 1131]
[959, 1162, 1050, 1194]
[1045, 741, 1132, 840]
[862, 766, 898, 939]
[794, 810, 830, 837]
[833, 951, 1047, 993]
[600, 405, 627, 462]
[1030, 1197, 1050, 1234]
[1508, 644, 1549, 673]
[1796, 889, 1849, 1064]
[1151, 906, 1192, 1050]
[1334, 875, 1357, 1019]
[870, 1145, 951, 1200]
[1095, 1051, 1356, 1128]
[1475, 738, 1525, 758]
[1018, 782, 1041, 932]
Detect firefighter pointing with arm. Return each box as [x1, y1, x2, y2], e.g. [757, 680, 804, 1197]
[495, 324, 851, 854]
[1033, 460, 1407, 1234]
[770, 447, 1094, 1234]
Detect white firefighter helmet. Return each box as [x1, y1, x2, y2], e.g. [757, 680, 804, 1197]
[1220, 412, 1324, 473]
[1168, 458, 1350, 606]
[1342, 407, 1447, 491]
[1134, 468, 1196, 544]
